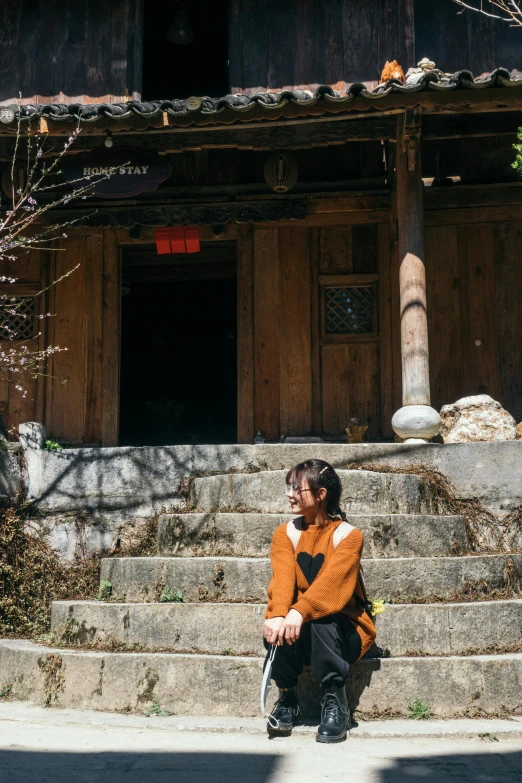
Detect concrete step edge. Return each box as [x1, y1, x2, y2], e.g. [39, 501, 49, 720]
[52, 598, 522, 609]
[1, 702, 521, 739]
[100, 554, 519, 565]
[3, 639, 522, 663]
[158, 513, 465, 520]
[0, 701, 522, 739]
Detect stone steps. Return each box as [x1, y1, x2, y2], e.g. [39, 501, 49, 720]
[2, 639, 522, 718]
[7, 461, 522, 720]
[189, 470, 433, 514]
[100, 553, 522, 603]
[51, 599, 522, 658]
[157, 513, 468, 559]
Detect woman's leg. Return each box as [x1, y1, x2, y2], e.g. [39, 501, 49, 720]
[263, 633, 310, 734]
[308, 614, 361, 744]
[309, 613, 361, 688]
[263, 624, 310, 688]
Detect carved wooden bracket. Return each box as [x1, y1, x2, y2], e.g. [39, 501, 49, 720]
[402, 108, 422, 172]
[45, 199, 309, 228]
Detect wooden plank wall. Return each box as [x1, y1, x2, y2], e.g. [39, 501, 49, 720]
[425, 220, 522, 423]
[0, 0, 142, 105]
[43, 229, 120, 445]
[4, 217, 522, 445]
[239, 222, 392, 443]
[414, 0, 521, 76]
[230, 0, 415, 93]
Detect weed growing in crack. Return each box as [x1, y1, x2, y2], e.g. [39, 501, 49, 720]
[159, 587, 183, 603]
[0, 684, 12, 699]
[407, 699, 433, 720]
[144, 701, 171, 717]
[479, 732, 500, 742]
[96, 581, 113, 602]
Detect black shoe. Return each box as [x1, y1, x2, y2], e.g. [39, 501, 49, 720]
[316, 687, 350, 743]
[267, 688, 300, 736]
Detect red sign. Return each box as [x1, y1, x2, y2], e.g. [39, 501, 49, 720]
[155, 227, 200, 254]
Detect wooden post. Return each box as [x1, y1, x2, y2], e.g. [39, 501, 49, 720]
[392, 110, 441, 441]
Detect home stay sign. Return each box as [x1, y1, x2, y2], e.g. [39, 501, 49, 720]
[63, 147, 171, 198]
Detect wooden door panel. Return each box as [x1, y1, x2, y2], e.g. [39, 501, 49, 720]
[45, 233, 103, 443]
[321, 342, 380, 439]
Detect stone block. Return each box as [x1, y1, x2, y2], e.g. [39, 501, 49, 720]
[2, 639, 522, 717]
[157, 512, 468, 559]
[440, 395, 517, 444]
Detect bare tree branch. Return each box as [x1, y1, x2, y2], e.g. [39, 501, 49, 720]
[452, 0, 522, 26]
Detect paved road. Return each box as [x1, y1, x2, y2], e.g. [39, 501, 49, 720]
[0, 705, 521, 783]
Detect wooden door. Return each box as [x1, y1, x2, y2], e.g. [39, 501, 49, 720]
[312, 224, 393, 440]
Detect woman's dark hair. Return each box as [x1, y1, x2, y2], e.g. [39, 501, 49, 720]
[286, 459, 346, 522]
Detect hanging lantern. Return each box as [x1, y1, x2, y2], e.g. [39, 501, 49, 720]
[166, 1, 194, 45]
[2, 161, 26, 200]
[264, 153, 298, 193]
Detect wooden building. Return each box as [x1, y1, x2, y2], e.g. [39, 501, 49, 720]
[1, 0, 522, 446]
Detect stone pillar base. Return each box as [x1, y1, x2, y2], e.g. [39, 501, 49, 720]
[392, 405, 441, 443]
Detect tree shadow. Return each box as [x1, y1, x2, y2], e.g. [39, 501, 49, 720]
[0, 749, 280, 783]
[378, 749, 522, 783]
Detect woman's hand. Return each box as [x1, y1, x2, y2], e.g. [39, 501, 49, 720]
[263, 616, 285, 645]
[278, 609, 303, 645]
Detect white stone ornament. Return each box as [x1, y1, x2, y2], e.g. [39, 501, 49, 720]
[440, 395, 517, 444]
[0, 107, 15, 124]
[19, 421, 46, 450]
[392, 405, 441, 442]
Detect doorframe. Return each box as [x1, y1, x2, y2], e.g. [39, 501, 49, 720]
[103, 225, 240, 446]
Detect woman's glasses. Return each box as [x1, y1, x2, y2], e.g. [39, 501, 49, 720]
[286, 485, 313, 496]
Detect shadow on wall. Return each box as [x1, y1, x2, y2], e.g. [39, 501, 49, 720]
[0, 751, 280, 783]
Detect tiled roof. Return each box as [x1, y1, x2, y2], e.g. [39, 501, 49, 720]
[5, 68, 522, 125]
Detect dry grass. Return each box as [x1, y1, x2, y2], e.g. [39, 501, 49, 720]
[346, 462, 522, 553]
[0, 500, 159, 638]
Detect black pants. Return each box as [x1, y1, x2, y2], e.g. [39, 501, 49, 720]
[263, 614, 361, 690]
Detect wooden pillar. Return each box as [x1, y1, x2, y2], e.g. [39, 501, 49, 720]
[392, 110, 440, 441]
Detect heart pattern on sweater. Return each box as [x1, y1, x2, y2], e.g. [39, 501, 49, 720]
[296, 552, 325, 586]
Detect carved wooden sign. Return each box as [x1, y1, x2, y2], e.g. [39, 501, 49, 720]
[62, 147, 171, 198]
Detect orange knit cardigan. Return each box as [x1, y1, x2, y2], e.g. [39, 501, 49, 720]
[265, 520, 376, 660]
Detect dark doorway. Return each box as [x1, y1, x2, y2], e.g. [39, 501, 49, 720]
[119, 242, 237, 446]
[141, 0, 229, 101]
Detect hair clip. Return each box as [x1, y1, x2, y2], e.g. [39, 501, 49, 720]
[319, 466, 328, 475]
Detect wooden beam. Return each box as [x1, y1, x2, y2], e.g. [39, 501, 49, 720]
[237, 224, 255, 444]
[396, 110, 431, 407]
[423, 111, 521, 140]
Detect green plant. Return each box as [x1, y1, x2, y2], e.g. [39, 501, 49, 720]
[407, 699, 433, 720]
[0, 684, 12, 699]
[96, 581, 113, 602]
[44, 439, 62, 452]
[144, 701, 171, 717]
[159, 587, 183, 603]
[479, 732, 499, 742]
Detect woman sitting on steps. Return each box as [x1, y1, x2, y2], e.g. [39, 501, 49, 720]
[263, 458, 376, 743]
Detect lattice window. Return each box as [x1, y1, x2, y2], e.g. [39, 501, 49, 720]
[0, 297, 36, 341]
[324, 286, 374, 334]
